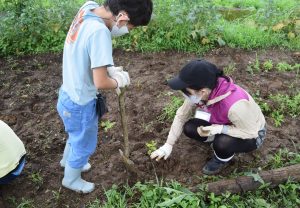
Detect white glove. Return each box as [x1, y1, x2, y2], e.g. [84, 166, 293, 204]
[107, 66, 123, 77]
[111, 71, 130, 88]
[197, 125, 224, 137]
[150, 143, 173, 161]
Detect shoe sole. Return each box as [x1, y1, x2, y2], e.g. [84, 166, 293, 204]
[202, 163, 229, 175]
[62, 183, 95, 194]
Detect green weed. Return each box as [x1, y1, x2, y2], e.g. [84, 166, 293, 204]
[87, 199, 101, 208]
[158, 95, 184, 122]
[100, 120, 116, 132]
[1, 0, 299, 56]
[16, 198, 35, 208]
[145, 140, 157, 155]
[276, 62, 293, 71]
[271, 110, 284, 127]
[0, 0, 79, 55]
[254, 91, 300, 126]
[252, 90, 271, 115]
[86, 179, 300, 208]
[270, 93, 300, 118]
[262, 59, 273, 71]
[266, 148, 300, 169]
[101, 185, 129, 208]
[223, 62, 236, 76]
[51, 188, 62, 203]
[246, 54, 261, 74]
[29, 171, 43, 186]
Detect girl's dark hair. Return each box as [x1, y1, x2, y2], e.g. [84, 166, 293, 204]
[104, 0, 153, 26]
[181, 88, 190, 96]
[188, 70, 229, 91]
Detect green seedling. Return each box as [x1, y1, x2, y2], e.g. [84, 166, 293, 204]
[271, 110, 284, 127]
[16, 198, 35, 208]
[223, 62, 236, 76]
[51, 188, 62, 202]
[247, 54, 261, 74]
[101, 120, 116, 132]
[276, 62, 293, 71]
[262, 59, 273, 71]
[29, 171, 43, 186]
[158, 95, 184, 121]
[145, 140, 157, 155]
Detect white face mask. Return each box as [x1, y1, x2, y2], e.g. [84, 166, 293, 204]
[189, 95, 202, 104]
[111, 24, 129, 37]
[111, 13, 129, 37]
[182, 93, 202, 104]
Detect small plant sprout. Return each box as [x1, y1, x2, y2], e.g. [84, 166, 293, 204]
[145, 140, 157, 155]
[262, 59, 273, 71]
[29, 171, 43, 186]
[223, 62, 236, 76]
[101, 120, 116, 132]
[271, 110, 284, 127]
[158, 95, 184, 121]
[276, 62, 293, 71]
[246, 55, 260, 74]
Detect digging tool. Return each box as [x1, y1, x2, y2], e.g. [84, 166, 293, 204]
[117, 88, 142, 176]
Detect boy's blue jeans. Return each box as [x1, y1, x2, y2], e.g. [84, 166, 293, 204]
[0, 156, 26, 184]
[57, 90, 99, 169]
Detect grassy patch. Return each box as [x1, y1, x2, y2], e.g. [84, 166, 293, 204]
[85, 149, 300, 207]
[254, 91, 300, 127]
[86, 179, 300, 207]
[158, 94, 184, 122]
[0, 0, 299, 56]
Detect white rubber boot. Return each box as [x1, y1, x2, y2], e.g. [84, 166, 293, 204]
[62, 164, 95, 193]
[59, 142, 71, 167]
[60, 143, 91, 172]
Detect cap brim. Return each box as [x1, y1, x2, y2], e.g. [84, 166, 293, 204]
[167, 75, 188, 90]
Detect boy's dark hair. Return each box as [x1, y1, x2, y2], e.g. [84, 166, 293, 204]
[104, 0, 153, 26]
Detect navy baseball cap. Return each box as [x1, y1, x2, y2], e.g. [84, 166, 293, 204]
[168, 60, 221, 90]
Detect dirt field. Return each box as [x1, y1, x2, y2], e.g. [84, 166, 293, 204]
[0, 48, 299, 207]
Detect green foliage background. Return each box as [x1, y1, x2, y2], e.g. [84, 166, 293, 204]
[0, 0, 299, 56]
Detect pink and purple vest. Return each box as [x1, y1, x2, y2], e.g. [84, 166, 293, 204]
[206, 77, 249, 125]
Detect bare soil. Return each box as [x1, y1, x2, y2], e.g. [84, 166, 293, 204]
[0, 48, 299, 207]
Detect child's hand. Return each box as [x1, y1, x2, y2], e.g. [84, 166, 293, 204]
[197, 125, 224, 136]
[107, 66, 123, 77]
[150, 143, 173, 161]
[111, 71, 130, 88]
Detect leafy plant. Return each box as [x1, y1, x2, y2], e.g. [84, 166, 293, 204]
[86, 178, 300, 208]
[253, 91, 300, 127]
[271, 110, 284, 127]
[252, 90, 271, 115]
[1, 0, 300, 56]
[134, 181, 204, 207]
[101, 185, 129, 208]
[101, 120, 116, 132]
[245, 172, 265, 184]
[264, 149, 300, 171]
[145, 140, 157, 155]
[87, 199, 101, 208]
[29, 171, 43, 186]
[158, 95, 184, 122]
[16, 198, 35, 208]
[51, 188, 62, 203]
[223, 62, 236, 76]
[262, 59, 273, 71]
[0, 0, 79, 55]
[270, 93, 300, 118]
[276, 62, 293, 71]
[268, 149, 290, 169]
